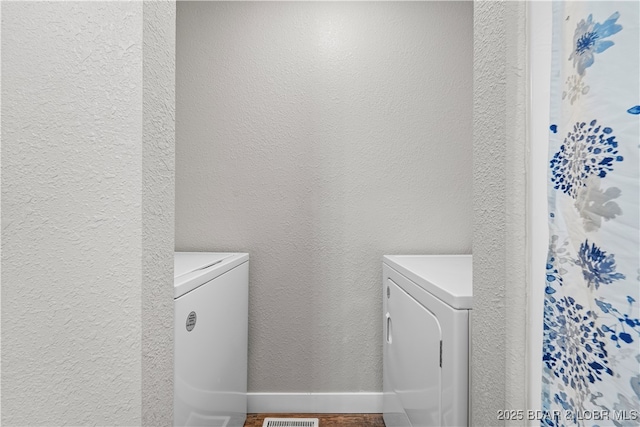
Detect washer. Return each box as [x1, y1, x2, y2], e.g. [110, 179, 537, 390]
[382, 255, 472, 427]
[174, 252, 249, 427]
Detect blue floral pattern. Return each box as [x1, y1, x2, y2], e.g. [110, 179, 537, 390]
[595, 297, 640, 347]
[543, 4, 638, 426]
[550, 120, 623, 199]
[543, 294, 612, 387]
[575, 240, 625, 290]
[569, 12, 622, 75]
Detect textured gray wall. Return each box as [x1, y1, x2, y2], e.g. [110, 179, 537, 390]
[142, 1, 175, 425]
[1, 1, 175, 424]
[1, 2, 143, 424]
[472, 1, 528, 425]
[176, 1, 472, 393]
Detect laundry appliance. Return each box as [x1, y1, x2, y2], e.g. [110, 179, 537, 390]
[382, 255, 472, 427]
[174, 252, 249, 427]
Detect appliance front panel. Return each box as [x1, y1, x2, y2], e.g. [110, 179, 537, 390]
[174, 261, 248, 427]
[383, 261, 470, 427]
[386, 277, 442, 427]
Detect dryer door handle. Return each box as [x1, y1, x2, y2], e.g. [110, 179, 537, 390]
[386, 312, 392, 344]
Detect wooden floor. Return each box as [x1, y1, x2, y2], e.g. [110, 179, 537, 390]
[244, 413, 385, 427]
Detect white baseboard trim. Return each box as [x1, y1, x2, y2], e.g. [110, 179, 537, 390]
[247, 392, 383, 414]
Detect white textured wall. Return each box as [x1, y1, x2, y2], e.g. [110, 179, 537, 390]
[1, 1, 175, 425]
[142, 1, 175, 425]
[472, 1, 528, 425]
[176, 1, 472, 393]
[1, 2, 142, 423]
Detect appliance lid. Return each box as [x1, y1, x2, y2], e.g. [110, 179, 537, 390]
[174, 252, 248, 299]
[174, 252, 233, 279]
[383, 255, 472, 309]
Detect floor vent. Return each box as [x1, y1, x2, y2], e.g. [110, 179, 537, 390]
[262, 418, 319, 427]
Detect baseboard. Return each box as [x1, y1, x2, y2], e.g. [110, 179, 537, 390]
[247, 392, 383, 414]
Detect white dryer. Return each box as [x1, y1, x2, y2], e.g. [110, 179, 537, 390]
[174, 252, 249, 427]
[382, 255, 472, 427]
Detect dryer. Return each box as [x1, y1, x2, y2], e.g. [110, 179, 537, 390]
[382, 255, 472, 427]
[174, 252, 249, 427]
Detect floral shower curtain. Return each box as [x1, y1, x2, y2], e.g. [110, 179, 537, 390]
[542, 2, 640, 427]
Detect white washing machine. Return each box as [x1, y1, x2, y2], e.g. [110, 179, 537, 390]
[382, 255, 472, 427]
[174, 252, 249, 427]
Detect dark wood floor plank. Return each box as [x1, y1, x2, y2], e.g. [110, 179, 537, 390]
[244, 413, 385, 427]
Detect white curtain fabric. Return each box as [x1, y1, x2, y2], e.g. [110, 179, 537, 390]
[542, 2, 640, 426]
